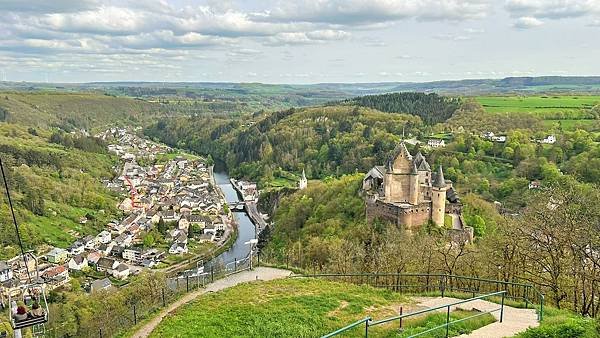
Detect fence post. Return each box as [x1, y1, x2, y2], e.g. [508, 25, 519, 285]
[500, 292, 505, 323]
[186, 276, 189, 292]
[257, 250, 260, 267]
[524, 286, 529, 309]
[211, 266, 214, 282]
[99, 328, 103, 338]
[365, 319, 369, 338]
[234, 259, 237, 272]
[133, 304, 137, 325]
[162, 288, 166, 307]
[399, 306, 403, 332]
[445, 305, 450, 338]
[440, 275, 446, 298]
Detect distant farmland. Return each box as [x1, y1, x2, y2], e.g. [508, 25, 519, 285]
[475, 95, 600, 117]
[472, 95, 600, 131]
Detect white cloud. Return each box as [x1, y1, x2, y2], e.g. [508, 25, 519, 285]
[0, 0, 100, 13]
[505, 0, 600, 19]
[513, 16, 544, 28]
[266, 30, 349, 45]
[257, 0, 491, 24]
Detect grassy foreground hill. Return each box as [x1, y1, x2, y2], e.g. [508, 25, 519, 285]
[149, 278, 495, 338]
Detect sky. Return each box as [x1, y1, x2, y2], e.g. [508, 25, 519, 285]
[1, 0, 599, 84]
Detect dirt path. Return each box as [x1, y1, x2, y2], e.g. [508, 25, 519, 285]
[414, 297, 539, 338]
[131, 267, 292, 338]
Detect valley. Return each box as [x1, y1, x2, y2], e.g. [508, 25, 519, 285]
[0, 82, 600, 338]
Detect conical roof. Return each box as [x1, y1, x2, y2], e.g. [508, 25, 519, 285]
[433, 165, 446, 188]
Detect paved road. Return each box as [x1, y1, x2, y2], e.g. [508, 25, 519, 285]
[414, 297, 539, 338]
[131, 267, 292, 338]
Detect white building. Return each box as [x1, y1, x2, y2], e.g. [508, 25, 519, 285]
[427, 139, 446, 148]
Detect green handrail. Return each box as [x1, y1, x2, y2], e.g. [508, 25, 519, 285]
[321, 317, 371, 338]
[297, 272, 545, 322]
[369, 291, 506, 326]
[323, 291, 507, 338]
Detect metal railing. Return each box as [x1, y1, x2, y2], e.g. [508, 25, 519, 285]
[296, 273, 544, 321]
[323, 291, 506, 338]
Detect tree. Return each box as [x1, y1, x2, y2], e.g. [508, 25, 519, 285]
[157, 217, 166, 236]
[143, 233, 155, 248]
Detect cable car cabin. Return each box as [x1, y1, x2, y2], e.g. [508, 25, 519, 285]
[8, 284, 49, 330]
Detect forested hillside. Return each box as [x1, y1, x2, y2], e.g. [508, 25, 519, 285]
[0, 123, 120, 259]
[145, 105, 425, 184]
[0, 91, 161, 131]
[346, 92, 461, 124]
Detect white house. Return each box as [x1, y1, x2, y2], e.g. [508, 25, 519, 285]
[96, 230, 112, 244]
[169, 242, 188, 255]
[97, 257, 118, 273]
[541, 135, 556, 144]
[68, 241, 85, 256]
[113, 263, 130, 280]
[82, 235, 97, 250]
[91, 278, 112, 292]
[203, 224, 217, 235]
[427, 139, 446, 148]
[68, 254, 88, 271]
[0, 261, 13, 283]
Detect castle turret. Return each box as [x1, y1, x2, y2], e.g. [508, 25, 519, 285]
[431, 165, 447, 226]
[409, 162, 419, 205]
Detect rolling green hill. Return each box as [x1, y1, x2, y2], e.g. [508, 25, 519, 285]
[0, 123, 121, 259]
[0, 91, 160, 131]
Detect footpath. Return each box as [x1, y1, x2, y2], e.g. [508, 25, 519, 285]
[131, 267, 292, 338]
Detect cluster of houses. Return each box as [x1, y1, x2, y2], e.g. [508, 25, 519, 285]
[1, 129, 233, 298]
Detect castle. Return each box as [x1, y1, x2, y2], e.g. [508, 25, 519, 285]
[363, 142, 462, 229]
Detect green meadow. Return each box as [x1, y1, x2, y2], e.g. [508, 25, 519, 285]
[149, 278, 495, 338]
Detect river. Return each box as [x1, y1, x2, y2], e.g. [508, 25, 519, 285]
[207, 171, 257, 267]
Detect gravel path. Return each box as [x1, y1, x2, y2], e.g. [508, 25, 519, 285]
[414, 297, 539, 338]
[131, 267, 292, 338]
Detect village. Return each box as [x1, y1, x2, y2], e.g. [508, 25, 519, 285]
[1, 128, 233, 296]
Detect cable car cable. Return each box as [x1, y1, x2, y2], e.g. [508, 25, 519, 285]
[0, 157, 34, 285]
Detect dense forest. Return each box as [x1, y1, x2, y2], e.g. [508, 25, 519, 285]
[346, 92, 461, 124]
[145, 105, 425, 184]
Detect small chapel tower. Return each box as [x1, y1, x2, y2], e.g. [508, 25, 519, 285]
[299, 169, 308, 190]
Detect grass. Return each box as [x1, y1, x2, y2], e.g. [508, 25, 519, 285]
[475, 96, 600, 123]
[150, 278, 411, 337]
[396, 309, 495, 338]
[149, 278, 498, 338]
[515, 307, 599, 338]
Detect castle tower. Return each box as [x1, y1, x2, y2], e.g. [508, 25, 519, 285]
[431, 165, 447, 226]
[299, 169, 307, 190]
[409, 162, 419, 205]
